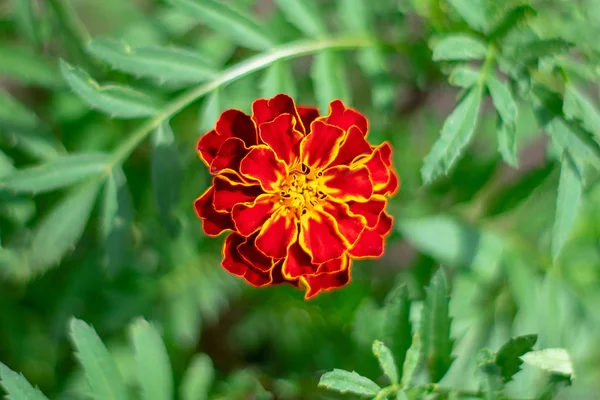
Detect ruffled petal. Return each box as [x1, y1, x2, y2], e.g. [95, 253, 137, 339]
[239, 145, 288, 192]
[376, 142, 400, 196]
[238, 233, 273, 272]
[321, 165, 373, 202]
[349, 212, 394, 258]
[252, 94, 306, 134]
[232, 194, 280, 236]
[321, 201, 366, 245]
[197, 130, 227, 167]
[361, 147, 390, 191]
[329, 126, 373, 167]
[258, 113, 303, 166]
[194, 187, 234, 236]
[348, 196, 387, 228]
[216, 109, 257, 147]
[302, 261, 351, 299]
[299, 208, 348, 264]
[210, 137, 249, 174]
[297, 106, 320, 134]
[255, 208, 298, 259]
[282, 240, 317, 279]
[316, 255, 348, 274]
[300, 121, 345, 170]
[321, 100, 368, 136]
[222, 233, 271, 286]
[213, 175, 263, 212]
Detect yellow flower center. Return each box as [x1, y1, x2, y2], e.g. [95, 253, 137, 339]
[279, 165, 326, 219]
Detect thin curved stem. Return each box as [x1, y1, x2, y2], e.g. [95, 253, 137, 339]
[107, 36, 374, 170]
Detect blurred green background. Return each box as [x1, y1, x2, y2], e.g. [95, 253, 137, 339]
[1, 0, 600, 398]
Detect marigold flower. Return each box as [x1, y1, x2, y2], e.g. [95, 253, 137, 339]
[194, 94, 399, 299]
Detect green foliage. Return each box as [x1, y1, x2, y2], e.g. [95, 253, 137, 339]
[318, 369, 381, 397]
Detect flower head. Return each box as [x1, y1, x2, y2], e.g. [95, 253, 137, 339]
[195, 94, 398, 299]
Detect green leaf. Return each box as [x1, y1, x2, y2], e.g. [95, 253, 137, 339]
[552, 155, 582, 259]
[421, 85, 483, 183]
[477, 349, 503, 400]
[449, 65, 481, 88]
[180, 354, 214, 400]
[318, 369, 380, 397]
[0, 362, 49, 400]
[168, 0, 276, 51]
[0, 43, 62, 87]
[60, 61, 161, 119]
[199, 90, 223, 133]
[521, 349, 574, 377]
[494, 334, 537, 383]
[380, 285, 412, 380]
[420, 268, 454, 382]
[401, 333, 422, 388]
[372, 340, 399, 384]
[448, 0, 490, 32]
[28, 181, 100, 271]
[273, 0, 327, 37]
[88, 38, 218, 84]
[311, 51, 351, 115]
[10, 0, 39, 44]
[0, 153, 110, 194]
[151, 121, 183, 236]
[564, 84, 600, 141]
[259, 61, 297, 100]
[1, 130, 65, 162]
[0, 88, 39, 132]
[489, 5, 536, 40]
[487, 75, 517, 126]
[69, 318, 128, 400]
[0, 151, 14, 178]
[130, 319, 173, 400]
[100, 168, 133, 274]
[497, 118, 518, 167]
[432, 35, 487, 61]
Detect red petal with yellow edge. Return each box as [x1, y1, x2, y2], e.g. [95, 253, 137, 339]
[240, 145, 287, 192]
[297, 106, 320, 134]
[316, 254, 348, 274]
[213, 175, 263, 212]
[197, 130, 227, 167]
[302, 262, 351, 299]
[299, 208, 348, 264]
[238, 233, 273, 272]
[329, 126, 372, 167]
[255, 208, 298, 259]
[282, 241, 317, 279]
[232, 194, 280, 236]
[194, 187, 234, 236]
[363, 148, 390, 190]
[321, 165, 373, 202]
[252, 94, 306, 134]
[322, 100, 368, 136]
[210, 137, 249, 174]
[321, 201, 365, 245]
[216, 109, 257, 147]
[258, 114, 303, 166]
[222, 233, 249, 276]
[349, 212, 393, 258]
[348, 196, 387, 228]
[379, 170, 399, 196]
[300, 121, 345, 170]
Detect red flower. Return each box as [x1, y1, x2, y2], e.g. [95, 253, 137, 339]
[194, 94, 399, 299]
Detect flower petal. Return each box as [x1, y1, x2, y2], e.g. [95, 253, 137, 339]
[349, 212, 393, 258]
[348, 196, 387, 228]
[197, 130, 226, 167]
[302, 261, 351, 299]
[255, 208, 298, 259]
[216, 109, 257, 147]
[252, 94, 306, 133]
[362, 147, 390, 191]
[321, 165, 373, 202]
[238, 233, 273, 272]
[297, 106, 320, 134]
[232, 193, 280, 236]
[210, 137, 249, 174]
[329, 126, 373, 167]
[299, 208, 348, 264]
[321, 201, 366, 245]
[376, 142, 400, 196]
[258, 113, 303, 166]
[316, 255, 348, 274]
[300, 121, 345, 170]
[240, 145, 288, 192]
[213, 175, 263, 212]
[222, 233, 271, 286]
[282, 240, 317, 279]
[194, 186, 234, 236]
[322, 99, 368, 136]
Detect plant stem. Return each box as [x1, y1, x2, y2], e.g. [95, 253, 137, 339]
[107, 36, 374, 170]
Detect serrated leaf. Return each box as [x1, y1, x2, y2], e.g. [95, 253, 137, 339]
[180, 354, 214, 400]
[401, 333, 422, 388]
[100, 168, 133, 274]
[380, 284, 412, 380]
[151, 121, 182, 236]
[421, 85, 482, 183]
[448, 0, 490, 32]
[199, 90, 223, 133]
[27, 181, 100, 271]
[0, 153, 110, 194]
[487, 75, 517, 126]
[311, 51, 351, 115]
[273, 0, 327, 37]
[130, 319, 173, 400]
[552, 155, 582, 259]
[497, 118, 518, 167]
[169, 0, 275, 51]
[420, 268, 454, 382]
[521, 349, 574, 377]
[432, 35, 487, 61]
[60, 61, 161, 119]
[449, 65, 481, 88]
[0, 88, 39, 132]
[495, 334, 537, 383]
[0, 362, 49, 400]
[88, 38, 218, 85]
[259, 61, 297, 100]
[564, 84, 600, 141]
[0, 43, 62, 87]
[372, 341, 398, 384]
[69, 318, 128, 400]
[318, 369, 380, 397]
